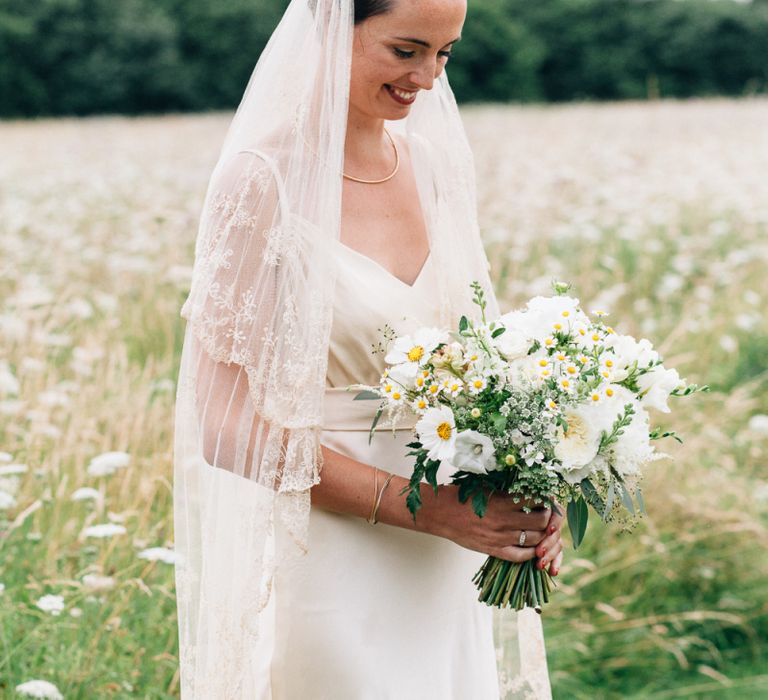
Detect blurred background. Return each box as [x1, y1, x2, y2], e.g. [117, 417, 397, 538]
[1, 0, 767, 117]
[1, 1, 767, 698]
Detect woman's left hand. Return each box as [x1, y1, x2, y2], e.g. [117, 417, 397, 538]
[535, 500, 564, 576]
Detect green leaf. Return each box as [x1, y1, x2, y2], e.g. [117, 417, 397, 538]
[619, 484, 635, 515]
[405, 485, 422, 520]
[425, 460, 440, 495]
[491, 412, 506, 432]
[491, 326, 506, 338]
[367, 407, 383, 445]
[567, 497, 588, 549]
[354, 390, 382, 400]
[635, 487, 646, 514]
[604, 479, 615, 518]
[459, 315, 469, 333]
[472, 489, 488, 518]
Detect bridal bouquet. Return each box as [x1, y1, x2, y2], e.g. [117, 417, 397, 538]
[353, 281, 706, 611]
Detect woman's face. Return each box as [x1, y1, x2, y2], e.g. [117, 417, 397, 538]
[349, 0, 467, 121]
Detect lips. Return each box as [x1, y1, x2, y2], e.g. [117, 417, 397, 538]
[384, 84, 418, 105]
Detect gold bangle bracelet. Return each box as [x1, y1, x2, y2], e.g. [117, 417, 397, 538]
[370, 473, 396, 525]
[367, 467, 379, 524]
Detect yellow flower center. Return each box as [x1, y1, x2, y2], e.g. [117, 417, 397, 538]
[561, 379, 570, 388]
[553, 323, 563, 331]
[384, 384, 393, 394]
[591, 393, 600, 402]
[392, 392, 401, 400]
[473, 379, 483, 389]
[579, 328, 586, 336]
[407, 345, 424, 362]
[562, 310, 570, 317]
[591, 333, 600, 342]
[606, 327, 615, 334]
[417, 399, 427, 409]
[429, 384, 439, 394]
[450, 383, 459, 392]
[505, 454, 516, 466]
[605, 359, 614, 368]
[606, 387, 614, 397]
[567, 366, 577, 374]
[437, 422, 452, 441]
[548, 400, 558, 410]
[538, 359, 548, 367]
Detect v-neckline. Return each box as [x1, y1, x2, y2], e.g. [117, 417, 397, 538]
[336, 241, 432, 289]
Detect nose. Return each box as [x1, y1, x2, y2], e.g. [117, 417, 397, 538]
[409, 58, 440, 91]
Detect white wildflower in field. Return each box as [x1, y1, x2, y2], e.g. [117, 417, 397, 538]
[137, 546, 179, 565]
[82, 574, 116, 591]
[70, 487, 101, 502]
[82, 523, 127, 538]
[87, 451, 130, 477]
[0, 451, 12, 462]
[69, 607, 83, 618]
[36, 594, 65, 616]
[0, 582, 5, 595]
[0, 362, 19, 395]
[0, 463, 27, 476]
[15, 680, 63, 699]
[0, 491, 17, 509]
[748, 415, 768, 436]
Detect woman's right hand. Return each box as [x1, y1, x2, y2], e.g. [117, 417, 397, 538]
[421, 483, 562, 567]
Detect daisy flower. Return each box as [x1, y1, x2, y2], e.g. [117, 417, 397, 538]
[415, 406, 457, 462]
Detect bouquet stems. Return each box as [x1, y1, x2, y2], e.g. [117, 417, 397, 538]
[472, 556, 554, 612]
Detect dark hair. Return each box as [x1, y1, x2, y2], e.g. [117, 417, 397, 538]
[354, 0, 393, 24]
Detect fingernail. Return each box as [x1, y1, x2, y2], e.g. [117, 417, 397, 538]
[552, 567, 559, 576]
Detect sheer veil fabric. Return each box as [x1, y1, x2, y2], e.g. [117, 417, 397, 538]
[173, 0, 548, 696]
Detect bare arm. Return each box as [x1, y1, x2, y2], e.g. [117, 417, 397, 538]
[312, 444, 565, 573]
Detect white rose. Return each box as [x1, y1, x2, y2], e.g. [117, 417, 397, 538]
[492, 324, 531, 361]
[450, 430, 498, 474]
[636, 366, 681, 413]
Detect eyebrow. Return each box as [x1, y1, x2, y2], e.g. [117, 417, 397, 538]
[393, 36, 461, 49]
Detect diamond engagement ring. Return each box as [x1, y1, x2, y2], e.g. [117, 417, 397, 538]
[518, 530, 527, 547]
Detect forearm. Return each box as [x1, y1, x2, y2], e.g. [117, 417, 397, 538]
[311, 445, 453, 534]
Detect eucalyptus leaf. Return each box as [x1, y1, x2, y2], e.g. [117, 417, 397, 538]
[619, 484, 635, 515]
[567, 497, 588, 549]
[367, 407, 383, 445]
[354, 390, 382, 400]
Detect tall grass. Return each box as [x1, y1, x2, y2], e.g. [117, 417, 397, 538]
[1, 99, 766, 697]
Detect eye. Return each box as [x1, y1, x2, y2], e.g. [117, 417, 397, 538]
[438, 50, 453, 61]
[393, 47, 415, 59]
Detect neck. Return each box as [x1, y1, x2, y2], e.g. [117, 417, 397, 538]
[344, 105, 390, 171]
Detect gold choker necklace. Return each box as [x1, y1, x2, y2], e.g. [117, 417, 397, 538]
[343, 128, 400, 184]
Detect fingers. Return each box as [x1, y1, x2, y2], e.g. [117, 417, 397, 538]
[546, 500, 565, 532]
[493, 545, 538, 564]
[537, 539, 563, 572]
[549, 549, 563, 576]
[511, 529, 546, 547]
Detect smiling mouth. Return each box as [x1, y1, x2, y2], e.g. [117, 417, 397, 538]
[384, 84, 418, 105]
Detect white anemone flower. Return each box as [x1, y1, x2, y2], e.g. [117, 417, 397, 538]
[451, 430, 498, 474]
[606, 334, 659, 369]
[35, 594, 65, 616]
[491, 321, 531, 361]
[15, 680, 63, 700]
[416, 406, 457, 462]
[385, 327, 447, 370]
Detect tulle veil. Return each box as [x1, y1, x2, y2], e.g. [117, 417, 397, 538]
[173, 0, 549, 696]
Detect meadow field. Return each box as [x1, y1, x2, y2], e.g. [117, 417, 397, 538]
[1, 98, 767, 698]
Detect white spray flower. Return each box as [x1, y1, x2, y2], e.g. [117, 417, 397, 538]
[450, 430, 498, 474]
[415, 406, 457, 462]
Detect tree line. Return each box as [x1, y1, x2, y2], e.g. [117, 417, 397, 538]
[1, 0, 766, 118]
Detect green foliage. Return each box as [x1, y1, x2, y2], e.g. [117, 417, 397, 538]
[2, 0, 768, 117]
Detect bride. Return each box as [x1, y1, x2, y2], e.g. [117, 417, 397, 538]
[174, 0, 565, 698]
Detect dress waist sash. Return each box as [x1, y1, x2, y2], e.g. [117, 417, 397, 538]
[322, 387, 418, 432]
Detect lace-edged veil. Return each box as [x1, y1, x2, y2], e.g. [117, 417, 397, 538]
[173, 0, 547, 696]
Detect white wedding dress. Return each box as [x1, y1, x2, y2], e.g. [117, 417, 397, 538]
[252, 239, 553, 699]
